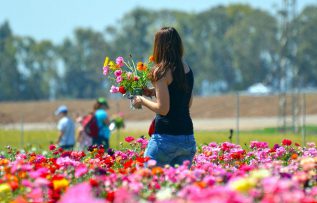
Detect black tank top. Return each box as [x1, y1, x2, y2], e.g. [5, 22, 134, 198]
[154, 67, 194, 135]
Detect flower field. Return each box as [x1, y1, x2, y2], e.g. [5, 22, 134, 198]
[0, 137, 316, 203]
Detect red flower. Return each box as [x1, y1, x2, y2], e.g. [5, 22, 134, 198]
[282, 139, 292, 146]
[89, 178, 98, 187]
[119, 86, 126, 94]
[49, 145, 56, 151]
[106, 191, 115, 202]
[125, 136, 135, 143]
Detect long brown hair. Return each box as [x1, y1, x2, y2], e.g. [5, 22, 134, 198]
[150, 27, 186, 91]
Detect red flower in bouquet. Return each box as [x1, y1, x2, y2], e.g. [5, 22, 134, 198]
[119, 86, 126, 94]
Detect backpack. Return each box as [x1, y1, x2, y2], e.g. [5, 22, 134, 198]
[82, 113, 99, 138]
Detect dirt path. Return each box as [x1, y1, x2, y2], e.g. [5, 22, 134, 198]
[2, 115, 317, 131]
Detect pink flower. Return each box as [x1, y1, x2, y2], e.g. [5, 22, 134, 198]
[125, 136, 135, 143]
[147, 160, 157, 167]
[127, 72, 132, 79]
[75, 165, 88, 178]
[59, 183, 104, 203]
[114, 70, 122, 77]
[116, 56, 124, 67]
[116, 76, 122, 83]
[103, 66, 109, 76]
[110, 85, 119, 93]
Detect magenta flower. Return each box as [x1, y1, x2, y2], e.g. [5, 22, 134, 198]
[116, 76, 123, 83]
[116, 56, 124, 67]
[103, 66, 109, 76]
[114, 70, 122, 77]
[110, 85, 119, 93]
[125, 136, 135, 143]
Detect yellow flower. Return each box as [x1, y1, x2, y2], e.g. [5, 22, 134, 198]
[229, 178, 254, 193]
[53, 179, 69, 190]
[103, 56, 109, 67]
[109, 61, 118, 70]
[0, 183, 11, 199]
[250, 169, 270, 179]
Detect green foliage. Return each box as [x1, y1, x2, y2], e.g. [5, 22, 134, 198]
[1, 128, 316, 150]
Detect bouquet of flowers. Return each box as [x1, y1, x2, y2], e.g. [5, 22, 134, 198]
[102, 55, 154, 109]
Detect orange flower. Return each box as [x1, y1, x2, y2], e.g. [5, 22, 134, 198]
[137, 62, 147, 71]
[291, 153, 298, 160]
[149, 55, 154, 62]
[0, 159, 9, 166]
[194, 181, 207, 189]
[151, 166, 163, 175]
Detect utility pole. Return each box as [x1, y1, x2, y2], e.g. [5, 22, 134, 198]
[278, 0, 299, 133]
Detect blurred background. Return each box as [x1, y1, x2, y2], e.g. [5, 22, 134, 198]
[0, 0, 317, 148]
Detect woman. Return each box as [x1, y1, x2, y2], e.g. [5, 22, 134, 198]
[133, 27, 196, 167]
[93, 97, 111, 149]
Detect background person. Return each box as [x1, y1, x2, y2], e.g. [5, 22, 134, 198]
[55, 105, 75, 150]
[93, 97, 111, 149]
[75, 116, 92, 151]
[132, 27, 196, 167]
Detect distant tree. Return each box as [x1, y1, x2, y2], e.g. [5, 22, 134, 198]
[0, 21, 21, 101]
[296, 6, 317, 87]
[225, 7, 278, 89]
[16, 37, 58, 100]
[59, 28, 109, 98]
[107, 8, 155, 60]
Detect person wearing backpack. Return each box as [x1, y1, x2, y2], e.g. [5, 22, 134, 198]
[54, 105, 75, 150]
[93, 97, 111, 149]
[76, 116, 92, 151]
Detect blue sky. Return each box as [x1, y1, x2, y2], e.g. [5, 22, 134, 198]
[1, 0, 316, 43]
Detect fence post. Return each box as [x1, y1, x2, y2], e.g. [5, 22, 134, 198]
[236, 92, 240, 145]
[301, 93, 306, 146]
[20, 113, 24, 148]
[116, 101, 120, 149]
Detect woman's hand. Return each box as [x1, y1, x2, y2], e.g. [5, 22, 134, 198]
[142, 87, 155, 97]
[132, 96, 143, 108]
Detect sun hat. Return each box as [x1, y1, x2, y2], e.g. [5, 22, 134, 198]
[97, 97, 109, 108]
[55, 105, 68, 116]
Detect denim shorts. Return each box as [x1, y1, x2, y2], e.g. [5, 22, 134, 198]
[144, 134, 196, 167]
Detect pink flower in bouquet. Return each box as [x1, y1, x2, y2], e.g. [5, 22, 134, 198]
[114, 70, 122, 77]
[103, 66, 109, 76]
[116, 75, 123, 83]
[110, 85, 119, 93]
[116, 56, 124, 67]
[126, 72, 132, 80]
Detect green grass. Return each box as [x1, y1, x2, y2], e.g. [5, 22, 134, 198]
[0, 127, 316, 150]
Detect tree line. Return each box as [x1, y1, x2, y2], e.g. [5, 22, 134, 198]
[0, 4, 316, 101]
